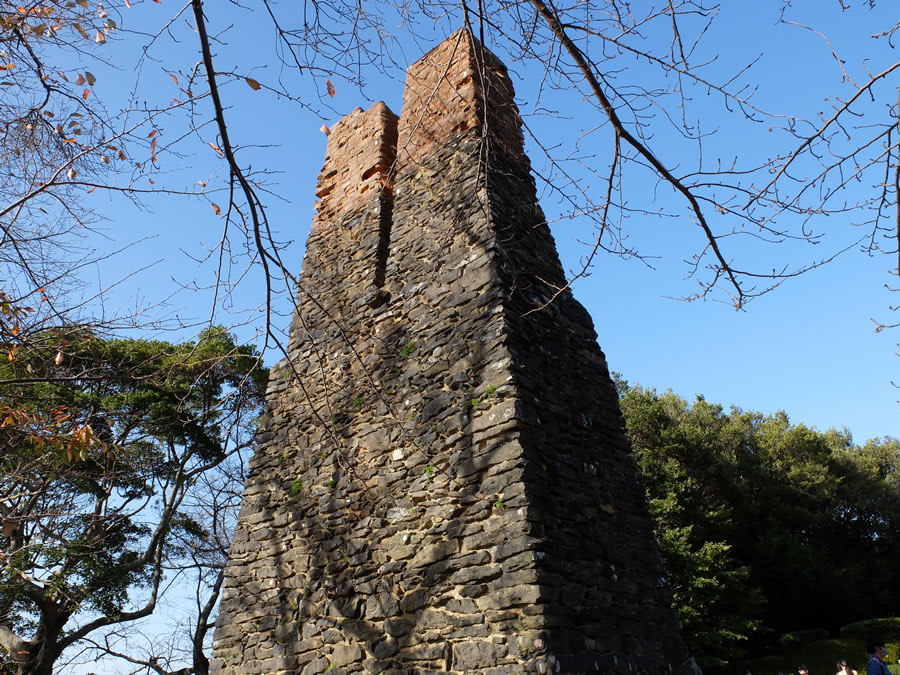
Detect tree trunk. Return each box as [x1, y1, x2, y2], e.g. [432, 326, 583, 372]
[194, 648, 209, 675]
[19, 641, 60, 675]
[18, 607, 66, 675]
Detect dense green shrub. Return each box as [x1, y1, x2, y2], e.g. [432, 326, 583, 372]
[840, 618, 900, 641]
[780, 629, 831, 647]
[745, 637, 900, 675]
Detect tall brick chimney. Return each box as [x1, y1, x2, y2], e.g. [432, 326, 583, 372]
[211, 29, 695, 674]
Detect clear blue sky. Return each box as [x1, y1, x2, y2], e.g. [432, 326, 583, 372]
[75, 0, 898, 450]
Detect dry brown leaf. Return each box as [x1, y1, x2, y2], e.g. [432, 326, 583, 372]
[245, 77, 260, 91]
[326, 79, 336, 97]
[211, 203, 221, 216]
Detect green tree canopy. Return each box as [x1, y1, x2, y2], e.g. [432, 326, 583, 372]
[0, 326, 266, 675]
[618, 380, 900, 670]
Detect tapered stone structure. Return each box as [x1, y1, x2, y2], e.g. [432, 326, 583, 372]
[211, 30, 695, 675]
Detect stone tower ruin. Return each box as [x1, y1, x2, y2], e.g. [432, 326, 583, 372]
[211, 30, 694, 675]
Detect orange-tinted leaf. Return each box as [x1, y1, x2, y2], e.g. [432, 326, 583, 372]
[148, 129, 157, 138]
[82, 87, 89, 100]
[326, 79, 336, 97]
[245, 77, 260, 91]
[124, 0, 131, 7]
[118, 150, 127, 161]
[87, 186, 96, 193]
[169, 73, 178, 86]
[208, 142, 223, 156]
[75, 73, 86, 85]
[211, 202, 221, 216]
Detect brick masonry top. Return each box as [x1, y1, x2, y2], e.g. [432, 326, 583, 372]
[397, 29, 526, 174]
[312, 102, 398, 234]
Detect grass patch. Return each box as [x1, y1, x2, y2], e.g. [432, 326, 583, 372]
[400, 340, 415, 358]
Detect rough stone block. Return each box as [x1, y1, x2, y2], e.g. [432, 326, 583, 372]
[330, 643, 363, 667]
[452, 640, 509, 670]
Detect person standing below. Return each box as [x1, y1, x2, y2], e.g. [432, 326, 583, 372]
[836, 658, 858, 675]
[867, 637, 891, 675]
